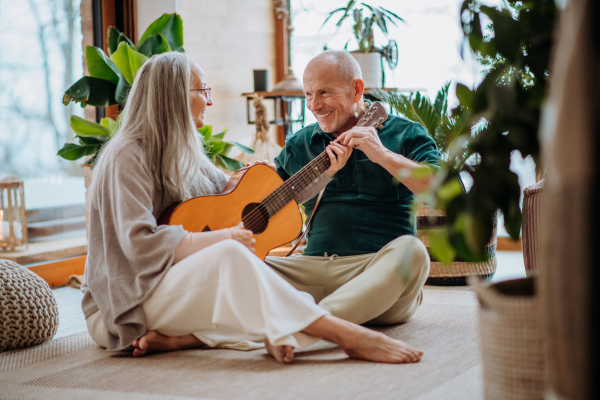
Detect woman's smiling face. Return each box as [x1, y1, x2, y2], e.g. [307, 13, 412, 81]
[189, 63, 212, 128]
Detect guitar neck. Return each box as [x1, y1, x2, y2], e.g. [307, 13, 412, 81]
[262, 152, 331, 217]
[259, 101, 388, 217]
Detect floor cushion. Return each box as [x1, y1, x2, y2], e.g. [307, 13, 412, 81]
[0, 259, 59, 352]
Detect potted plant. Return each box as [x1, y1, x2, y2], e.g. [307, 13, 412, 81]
[375, 84, 497, 285]
[58, 13, 253, 172]
[322, 1, 403, 87]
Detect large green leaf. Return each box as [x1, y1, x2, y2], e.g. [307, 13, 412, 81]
[229, 141, 255, 155]
[57, 143, 102, 161]
[100, 117, 118, 135]
[109, 42, 148, 84]
[139, 13, 184, 52]
[76, 135, 110, 145]
[136, 33, 171, 57]
[433, 82, 451, 117]
[70, 115, 110, 136]
[215, 155, 244, 172]
[86, 46, 120, 84]
[63, 76, 118, 107]
[107, 27, 134, 56]
[198, 126, 212, 142]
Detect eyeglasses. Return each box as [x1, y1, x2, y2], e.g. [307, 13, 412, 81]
[189, 87, 211, 101]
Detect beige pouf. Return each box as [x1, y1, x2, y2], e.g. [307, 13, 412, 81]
[0, 259, 59, 352]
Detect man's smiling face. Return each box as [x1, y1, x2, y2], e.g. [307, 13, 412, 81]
[303, 62, 358, 135]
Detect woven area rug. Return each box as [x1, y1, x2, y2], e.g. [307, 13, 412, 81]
[0, 289, 482, 400]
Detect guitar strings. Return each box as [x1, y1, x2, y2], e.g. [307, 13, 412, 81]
[239, 108, 384, 232]
[240, 112, 380, 232]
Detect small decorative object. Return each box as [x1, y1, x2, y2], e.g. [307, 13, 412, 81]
[522, 179, 544, 277]
[0, 259, 59, 352]
[253, 69, 269, 92]
[0, 177, 28, 252]
[236, 94, 282, 165]
[470, 277, 544, 400]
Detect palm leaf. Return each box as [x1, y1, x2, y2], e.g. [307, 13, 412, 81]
[434, 81, 451, 117]
[379, 6, 405, 23]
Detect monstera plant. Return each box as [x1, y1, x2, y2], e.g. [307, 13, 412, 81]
[57, 13, 253, 171]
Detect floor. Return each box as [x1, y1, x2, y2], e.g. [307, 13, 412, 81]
[52, 250, 527, 339]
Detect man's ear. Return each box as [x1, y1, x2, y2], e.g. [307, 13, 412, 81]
[354, 79, 365, 103]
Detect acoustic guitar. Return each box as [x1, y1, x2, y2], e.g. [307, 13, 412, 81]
[158, 102, 388, 260]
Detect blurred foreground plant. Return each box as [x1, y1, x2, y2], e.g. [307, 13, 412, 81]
[406, 0, 555, 262]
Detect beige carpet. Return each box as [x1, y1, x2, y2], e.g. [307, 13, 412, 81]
[0, 289, 483, 400]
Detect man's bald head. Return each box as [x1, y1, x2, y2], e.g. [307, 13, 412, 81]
[303, 50, 365, 134]
[304, 50, 362, 86]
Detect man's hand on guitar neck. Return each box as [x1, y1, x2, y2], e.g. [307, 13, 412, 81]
[324, 142, 352, 178]
[337, 127, 434, 194]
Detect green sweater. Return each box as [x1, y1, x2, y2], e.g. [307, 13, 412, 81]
[274, 115, 441, 256]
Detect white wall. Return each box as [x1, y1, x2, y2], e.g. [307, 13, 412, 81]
[137, 0, 277, 146]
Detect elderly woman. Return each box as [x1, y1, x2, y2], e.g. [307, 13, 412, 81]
[81, 52, 422, 364]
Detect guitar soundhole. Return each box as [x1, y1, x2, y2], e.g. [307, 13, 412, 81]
[242, 203, 269, 234]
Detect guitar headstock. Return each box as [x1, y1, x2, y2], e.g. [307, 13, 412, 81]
[356, 101, 388, 130]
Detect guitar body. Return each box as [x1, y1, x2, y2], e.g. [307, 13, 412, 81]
[160, 165, 303, 260]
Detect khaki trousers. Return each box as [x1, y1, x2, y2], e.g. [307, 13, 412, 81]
[265, 235, 430, 325]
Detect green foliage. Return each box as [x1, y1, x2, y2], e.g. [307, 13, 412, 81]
[63, 13, 183, 107]
[198, 126, 255, 171]
[419, 0, 556, 261]
[323, 1, 403, 53]
[57, 116, 118, 165]
[374, 83, 472, 165]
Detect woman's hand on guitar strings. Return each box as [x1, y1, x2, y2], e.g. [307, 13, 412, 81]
[244, 160, 277, 172]
[228, 222, 256, 252]
[324, 142, 353, 178]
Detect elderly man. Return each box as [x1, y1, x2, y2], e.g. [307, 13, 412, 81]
[264, 50, 440, 328]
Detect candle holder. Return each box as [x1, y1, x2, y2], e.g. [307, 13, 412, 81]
[0, 177, 28, 252]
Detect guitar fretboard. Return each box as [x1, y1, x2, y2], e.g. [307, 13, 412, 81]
[258, 102, 387, 217]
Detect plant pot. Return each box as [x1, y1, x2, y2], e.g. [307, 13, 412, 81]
[417, 203, 498, 285]
[470, 277, 544, 400]
[522, 179, 544, 277]
[351, 52, 383, 88]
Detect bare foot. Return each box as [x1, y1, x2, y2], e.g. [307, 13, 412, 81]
[302, 315, 423, 364]
[265, 338, 295, 364]
[341, 327, 423, 364]
[132, 331, 204, 357]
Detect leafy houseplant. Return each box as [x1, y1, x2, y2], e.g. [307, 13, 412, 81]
[58, 116, 254, 172]
[323, 0, 403, 53]
[57, 13, 254, 172]
[415, 0, 556, 262]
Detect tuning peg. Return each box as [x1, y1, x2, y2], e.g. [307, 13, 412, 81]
[378, 124, 384, 130]
[364, 102, 369, 109]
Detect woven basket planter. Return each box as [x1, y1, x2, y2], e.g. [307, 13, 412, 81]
[522, 179, 544, 277]
[470, 277, 544, 400]
[417, 203, 497, 285]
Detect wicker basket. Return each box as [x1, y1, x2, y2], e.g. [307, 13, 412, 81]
[470, 277, 544, 400]
[522, 179, 544, 277]
[417, 203, 497, 285]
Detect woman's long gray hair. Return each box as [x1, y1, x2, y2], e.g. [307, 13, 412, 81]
[88, 52, 221, 208]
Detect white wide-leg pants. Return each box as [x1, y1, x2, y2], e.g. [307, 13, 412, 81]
[87, 240, 329, 350]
